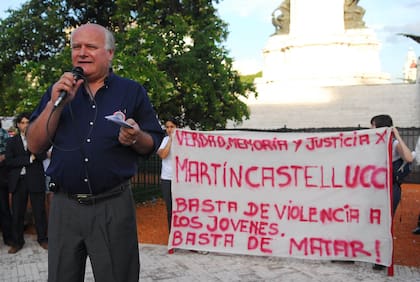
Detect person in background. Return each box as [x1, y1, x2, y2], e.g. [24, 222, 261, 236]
[26, 23, 163, 282]
[157, 118, 178, 234]
[5, 113, 48, 254]
[0, 119, 12, 247]
[371, 114, 414, 215]
[413, 213, 420, 234]
[370, 114, 414, 270]
[42, 147, 53, 217]
[157, 119, 208, 255]
[412, 138, 420, 235]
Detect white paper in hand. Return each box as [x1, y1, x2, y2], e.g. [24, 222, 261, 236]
[105, 111, 134, 128]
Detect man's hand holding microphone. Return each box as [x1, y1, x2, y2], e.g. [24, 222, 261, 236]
[52, 67, 85, 109]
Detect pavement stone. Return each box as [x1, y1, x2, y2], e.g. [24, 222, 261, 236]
[0, 234, 419, 281]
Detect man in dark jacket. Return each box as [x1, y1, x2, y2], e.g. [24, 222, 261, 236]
[0, 119, 12, 247]
[5, 112, 48, 253]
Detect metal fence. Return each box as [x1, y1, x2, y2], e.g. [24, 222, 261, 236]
[131, 154, 162, 202]
[131, 127, 420, 202]
[396, 127, 420, 183]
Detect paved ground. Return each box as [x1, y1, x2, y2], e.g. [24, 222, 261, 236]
[0, 234, 419, 281]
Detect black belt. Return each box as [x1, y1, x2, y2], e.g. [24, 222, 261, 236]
[63, 181, 130, 205]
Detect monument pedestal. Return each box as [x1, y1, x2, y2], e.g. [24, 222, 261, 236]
[258, 0, 389, 92]
[259, 28, 390, 88]
[249, 27, 393, 127]
[229, 1, 418, 130]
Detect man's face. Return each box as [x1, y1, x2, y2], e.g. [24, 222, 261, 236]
[17, 118, 29, 135]
[71, 25, 114, 81]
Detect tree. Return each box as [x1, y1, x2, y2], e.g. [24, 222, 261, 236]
[399, 33, 420, 44]
[0, 0, 71, 114]
[0, 0, 254, 130]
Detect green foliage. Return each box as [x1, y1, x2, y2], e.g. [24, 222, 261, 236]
[0, 0, 253, 130]
[241, 71, 262, 85]
[0, 0, 70, 114]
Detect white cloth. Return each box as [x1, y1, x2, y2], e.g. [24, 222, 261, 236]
[20, 134, 27, 175]
[391, 139, 399, 162]
[415, 136, 420, 164]
[159, 136, 172, 180]
[42, 147, 52, 172]
[21, 134, 27, 151]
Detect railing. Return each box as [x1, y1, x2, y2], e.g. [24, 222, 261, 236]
[397, 127, 420, 183]
[131, 154, 162, 203]
[131, 127, 420, 202]
[399, 127, 420, 155]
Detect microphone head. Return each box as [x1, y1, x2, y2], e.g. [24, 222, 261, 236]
[72, 67, 85, 81]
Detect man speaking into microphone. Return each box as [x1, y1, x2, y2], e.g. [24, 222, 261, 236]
[26, 23, 164, 282]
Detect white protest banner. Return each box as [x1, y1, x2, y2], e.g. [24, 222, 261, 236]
[168, 128, 393, 266]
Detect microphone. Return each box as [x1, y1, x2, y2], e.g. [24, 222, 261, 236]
[53, 67, 85, 108]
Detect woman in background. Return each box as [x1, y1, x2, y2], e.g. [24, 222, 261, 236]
[413, 214, 420, 234]
[370, 114, 414, 270]
[370, 114, 414, 215]
[157, 118, 178, 234]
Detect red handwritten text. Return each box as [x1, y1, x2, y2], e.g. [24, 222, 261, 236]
[172, 230, 235, 247]
[206, 215, 279, 236]
[176, 130, 372, 152]
[176, 157, 387, 190]
[304, 132, 370, 151]
[176, 130, 289, 151]
[174, 198, 238, 213]
[289, 237, 372, 258]
[274, 202, 360, 223]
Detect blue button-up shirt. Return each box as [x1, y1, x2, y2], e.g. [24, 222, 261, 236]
[30, 72, 164, 194]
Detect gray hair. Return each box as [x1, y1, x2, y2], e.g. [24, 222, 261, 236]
[71, 24, 115, 51]
[104, 27, 115, 51]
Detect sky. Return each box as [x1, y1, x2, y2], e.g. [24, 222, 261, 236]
[215, 0, 420, 81]
[1, 0, 420, 82]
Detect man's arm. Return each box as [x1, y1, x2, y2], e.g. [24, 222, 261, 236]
[157, 136, 171, 159]
[27, 72, 84, 154]
[393, 127, 414, 163]
[26, 101, 61, 154]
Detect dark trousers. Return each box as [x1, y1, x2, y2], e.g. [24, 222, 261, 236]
[48, 185, 139, 282]
[0, 184, 12, 245]
[160, 179, 172, 232]
[11, 177, 48, 247]
[392, 182, 401, 216]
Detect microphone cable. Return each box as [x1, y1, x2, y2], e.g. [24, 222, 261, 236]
[45, 70, 98, 153]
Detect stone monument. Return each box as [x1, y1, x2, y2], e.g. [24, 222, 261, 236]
[403, 48, 417, 83]
[230, 1, 419, 130]
[256, 0, 389, 91]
